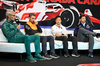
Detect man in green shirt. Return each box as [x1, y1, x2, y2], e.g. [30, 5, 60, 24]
[1, 10, 45, 63]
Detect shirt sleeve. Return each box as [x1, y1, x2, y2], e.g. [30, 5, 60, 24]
[51, 26, 57, 36]
[24, 24, 39, 35]
[90, 26, 93, 32]
[62, 27, 67, 35]
[74, 26, 79, 37]
[36, 25, 42, 33]
[1, 23, 17, 38]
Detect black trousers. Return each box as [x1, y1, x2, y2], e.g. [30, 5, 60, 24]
[40, 36, 55, 54]
[55, 36, 78, 54]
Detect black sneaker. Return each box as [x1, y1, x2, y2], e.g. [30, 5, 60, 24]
[72, 53, 80, 57]
[96, 33, 100, 38]
[88, 52, 93, 58]
[64, 53, 70, 57]
[42, 54, 52, 60]
[50, 53, 59, 59]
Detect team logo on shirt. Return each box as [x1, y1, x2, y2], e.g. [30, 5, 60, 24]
[10, 24, 15, 29]
[25, 25, 30, 30]
[86, 25, 90, 28]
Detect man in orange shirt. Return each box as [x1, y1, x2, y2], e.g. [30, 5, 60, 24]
[24, 13, 59, 60]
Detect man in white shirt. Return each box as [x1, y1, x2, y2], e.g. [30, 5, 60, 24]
[51, 16, 80, 58]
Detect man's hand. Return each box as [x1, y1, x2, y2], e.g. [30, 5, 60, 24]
[34, 20, 38, 25]
[84, 35, 88, 37]
[64, 34, 68, 38]
[55, 33, 63, 37]
[55, 33, 68, 38]
[16, 25, 20, 29]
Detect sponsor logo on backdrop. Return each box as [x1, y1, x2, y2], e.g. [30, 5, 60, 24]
[0, 0, 100, 28]
[1, 0, 100, 5]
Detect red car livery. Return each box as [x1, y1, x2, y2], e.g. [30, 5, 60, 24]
[0, 0, 100, 28]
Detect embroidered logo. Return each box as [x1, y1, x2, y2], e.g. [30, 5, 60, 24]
[86, 25, 90, 28]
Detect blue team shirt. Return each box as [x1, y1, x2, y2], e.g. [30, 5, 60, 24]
[74, 22, 93, 37]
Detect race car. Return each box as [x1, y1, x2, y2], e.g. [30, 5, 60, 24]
[0, 0, 100, 28]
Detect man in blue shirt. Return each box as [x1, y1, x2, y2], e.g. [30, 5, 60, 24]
[74, 15, 99, 58]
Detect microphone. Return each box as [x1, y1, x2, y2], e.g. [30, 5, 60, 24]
[15, 18, 20, 25]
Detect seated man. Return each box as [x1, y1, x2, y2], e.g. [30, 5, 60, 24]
[51, 16, 80, 58]
[74, 15, 100, 57]
[1, 10, 45, 63]
[24, 13, 59, 60]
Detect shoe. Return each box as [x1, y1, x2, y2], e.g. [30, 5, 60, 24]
[96, 33, 100, 38]
[42, 54, 52, 60]
[88, 52, 93, 58]
[25, 55, 37, 63]
[50, 53, 59, 59]
[72, 53, 80, 57]
[34, 54, 45, 60]
[64, 53, 70, 57]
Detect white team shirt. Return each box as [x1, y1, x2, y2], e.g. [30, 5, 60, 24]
[51, 24, 68, 38]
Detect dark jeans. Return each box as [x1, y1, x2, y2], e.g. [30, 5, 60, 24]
[77, 28, 94, 52]
[40, 36, 55, 54]
[55, 36, 78, 54]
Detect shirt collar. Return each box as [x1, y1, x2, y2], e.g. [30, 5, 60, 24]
[83, 22, 86, 27]
[56, 24, 62, 27]
[28, 21, 35, 25]
[8, 20, 14, 24]
[80, 22, 86, 26]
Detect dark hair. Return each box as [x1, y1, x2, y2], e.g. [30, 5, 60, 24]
[79, 15, 86, 19]
[55, 16, 61, 20]
[29, 13, 36, 17]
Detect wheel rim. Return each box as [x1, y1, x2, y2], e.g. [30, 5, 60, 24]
[60, 9, 74, 28]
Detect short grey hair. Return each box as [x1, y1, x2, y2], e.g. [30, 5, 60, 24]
[6, 10, 14, 17]
[6, 10, 14, 19]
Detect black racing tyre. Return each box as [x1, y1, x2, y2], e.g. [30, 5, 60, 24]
[3, 3, 13, 10]
[70, 9, 80, 28]
[60, 9, 74, 28]
[13, 3, 17, 11]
